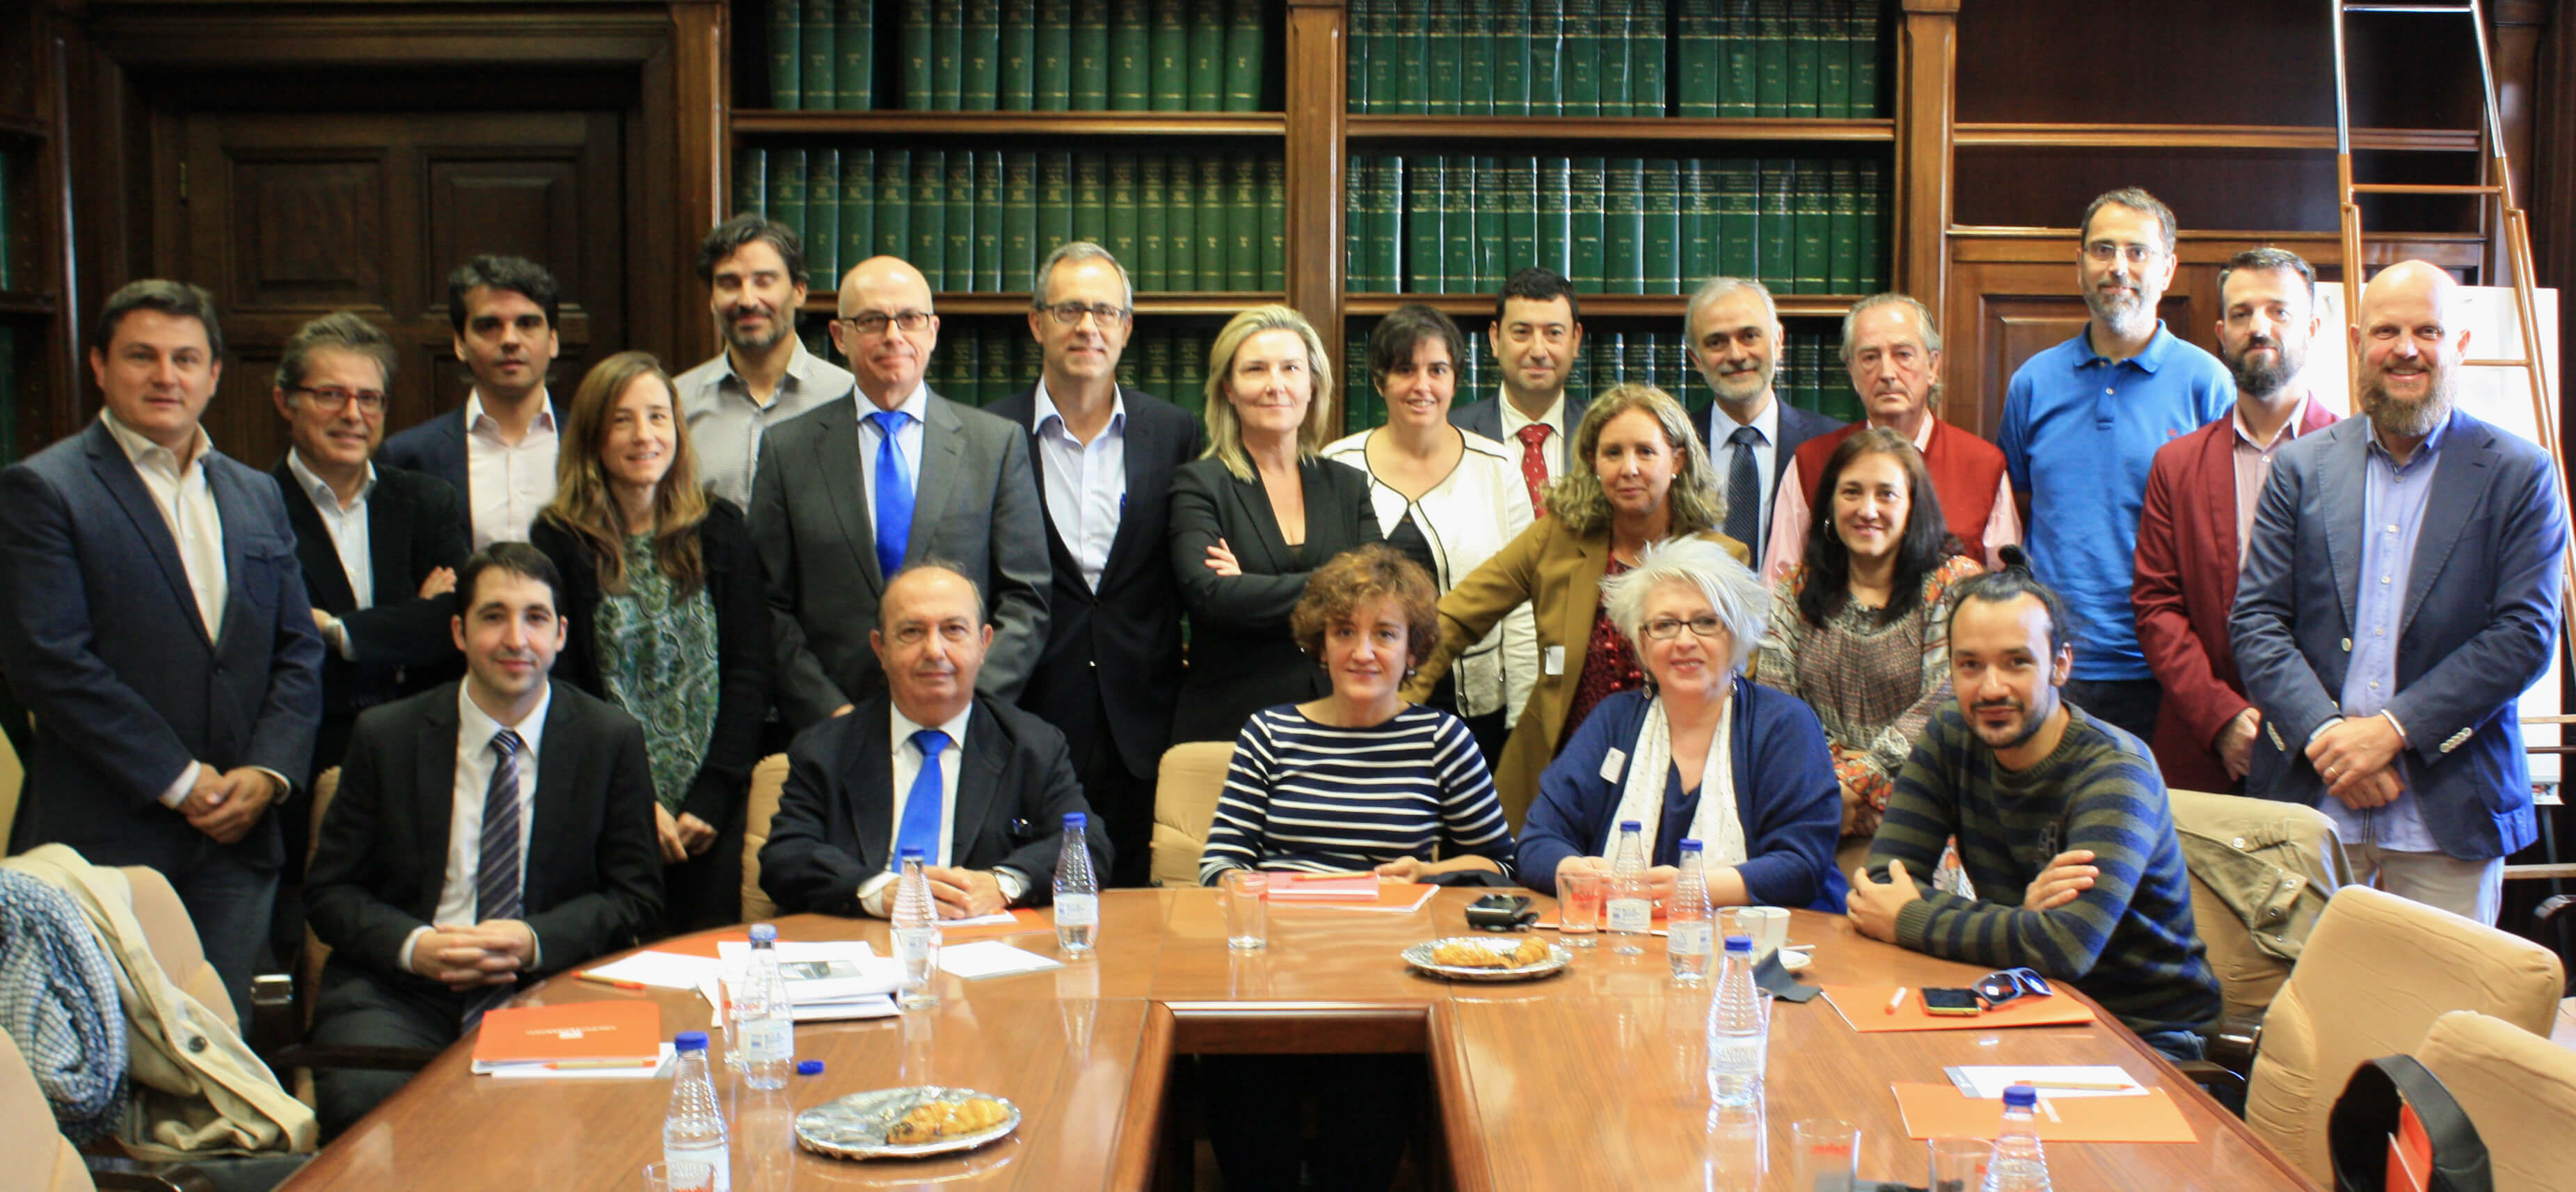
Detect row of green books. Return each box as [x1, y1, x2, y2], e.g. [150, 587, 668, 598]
[795, 315, 1225, 413]
[1346, 0, 1884, 118]
[0, 321, 19, 466]
[738, 147, 1287, 294]
[762, 0, 1268, 112]
[1337, 323, 1859, 435]
[1346, 155, 1885, 297]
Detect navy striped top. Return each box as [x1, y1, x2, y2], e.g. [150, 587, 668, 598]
[1199, 703, 1517, 884]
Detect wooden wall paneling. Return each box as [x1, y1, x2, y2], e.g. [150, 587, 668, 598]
[660, 0, 727, 370]
[1895, 0, 1957, 309]
[1284, 0, 1346, 428]
[2531, 0, 2573, 445]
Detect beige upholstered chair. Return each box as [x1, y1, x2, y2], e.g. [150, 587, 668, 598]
[2415, 1009, 2576, 1192]
[0, 715, 22, 852]
[0, 1028, 97, 1192]
[2167, 788, 2351, 1025]
[298, 768, 341, 1022]
[2244, 884, 2564, 1182]
[1150, 742, 1234, 888]
[738, 754, 791, 922]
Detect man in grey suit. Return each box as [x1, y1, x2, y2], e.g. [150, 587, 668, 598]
[0, 280, 324, 1018]
[751, 255, 1049, 729]
[1688, 276, 1843, 565]
[1452, 267, 1590, 523]
[2232, 260, 2568, 924]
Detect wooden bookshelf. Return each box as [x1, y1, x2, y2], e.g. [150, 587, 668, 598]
[0, 2, 70, 466]
[1344, 116, 1897, 143]
[731, 111, 1287, 137]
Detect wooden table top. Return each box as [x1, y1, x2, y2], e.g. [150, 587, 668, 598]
[278, 888, 2317, 1192]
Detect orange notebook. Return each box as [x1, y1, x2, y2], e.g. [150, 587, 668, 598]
[1820, 985, 2099, 1033]
[1264, 873, 1383, 900]
[470, 1000, 662, 1070]
[1892, 1083, 2197, 1143]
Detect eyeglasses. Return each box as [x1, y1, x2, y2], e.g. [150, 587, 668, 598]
[2083, 241, 2163, 265]
[1975, 967, 2055, 1007]
[1642, 614, 1727, 641]
[290, 386, 389, 413]
[838, 310, 934, 335]
[1037, 301, 1129, 326]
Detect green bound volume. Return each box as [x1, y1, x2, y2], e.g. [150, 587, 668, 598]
[899, 0, 933, 108]
[1197, 157, 1230, 287]
[946, 332, 980, 405]
[1261, 156, 1287, 290]
[1856, 159, 1883, 289]
[1676, 0, 1717, 116]
[1145, 333, 1175, 404]
[1715, 157, 1756, 278]
[1344, 0, 1369, 112]
[932, 0, 964, 108]
[1405, 157, 1444, 294]
[1827, 159, 1858, 293]
[1001, 0, 1036, 108]
[1596, 0, 1631, 116]
[1560, 0, 1599, 117]
[1567, 156, 1606, 289]
[1850, 0, 1881, 116]
[1363, 157, 1402, 295]
[1167, 151, 1199, 289]
[1472, 156, 1504, 290]
[1536, 155, 1573, 277]
[733, 148, 767, 217]
[948, 150, 979, 287]
[1188, 0, 1225, 111]
[1603, 158, 1643, 294]
[1816, 0, 1850, 118]
[1073, 152, 1108, 248]
[768, 0, 802, 109]
[1756, 159, 1793, 291]
[769, 147, 809, 247]
[964, 0, 1003, 110]
[802, 0, 836, 109]
[1344, 331, 1369, 434]
[876, 150, 913, 271]
[1111, 0, 1152, 110]
[1442, 154, 1477, 292]
[1106, 152, 1141, 265]
[1642, 159, 1680, 294]
[1754, 0, 1788, 117]
[1635, 0, 1669, 115]
[1680, 158, 1716, 283]
[1394, 3, 1426, 114]
[1071, 0, 1111, 109]
[837, 0, 876, 109]
[808, 149, 842, 291]
[1588, 331, 1619, 399]
[1154, 0, 1191, 110]
[1623, 334, 1653, 401]
[976, 150, 1005, 289]
[1115, 329, 1140, 390]
[913, 150, 948, 289]
[1175, 329, 1209, 411]
[1344, 159, 1368, 290]
[1036, 0, 1074, 109]
[842, 149, 874, 269]
[1138, 154, 1170, 289]
[1227, 154, 1261, 289]
[1365, 0, 1399, 114]
[1784, 0, 1818, 118]
[1792, 158, 1829, 294]
[1719, 0, 1757, 117]
[1461, 5, 1493, 115]
[979, 326, 1017, 402]
[1426, 0, 1461, 116]
[1037, 152, 1076, 268]
[1502, 157, 1539, 276]
[1223, 0, 1264, 111]
[1490, 1, 1530, 116]
[1527, 3, 1563, 116]
[1003, 152, 1040, 290]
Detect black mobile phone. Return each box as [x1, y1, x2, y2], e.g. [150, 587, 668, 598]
[1920, 987, 1982, 1017]
[1464, 893, 1537, 932]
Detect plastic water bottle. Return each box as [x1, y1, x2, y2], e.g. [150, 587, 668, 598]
[1982, 1084, 2053, 1191]
[1606, 819, 1652, 953]
[891, 848, 942, 1010]
[663, 1031, 732, 1191]
[1667, 839, 1712, 983]
[1054, 812, 1100, 955]
[735, 922, 794, 1090]
[1706, 935, 1770, 1108]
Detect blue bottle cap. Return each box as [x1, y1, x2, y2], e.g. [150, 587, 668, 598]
[1064, 812, 1087, 829]
[749, 922, 778, 943]
[674, 1031, 708, 1052]
[2003, 1084, 2038, 1108]
[1618, 820, 1643, 832]
[1678, 838, 1703, 852]
[900, 846, 927, 861]
[797, 1060, 825, 1076]
[1724, 935, 1752, 953]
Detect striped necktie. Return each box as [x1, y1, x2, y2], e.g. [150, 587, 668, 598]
[475, 729, 525, 923]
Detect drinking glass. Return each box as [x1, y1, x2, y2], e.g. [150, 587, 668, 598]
[1222, 869, 1269, 950]
[1928, 1136, 1994, 1192]
[1789, 1118, 1860, 1192]
[1558, 872, 1604, 946]
[641, 1161, 715, 1192]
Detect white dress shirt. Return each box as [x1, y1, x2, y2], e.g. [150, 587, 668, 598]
[287, 449, 378, 661]
[855, 381, 930, 549]
[854, 702, 1032, 916]
[1496, 391, 1572, 484]
[1033, 379, 1129, 591]
[1757, 415, 2023, 583]
[463, 390, 559, 549]
[402, 682, 551, 972]
[102, 411, 234, 809]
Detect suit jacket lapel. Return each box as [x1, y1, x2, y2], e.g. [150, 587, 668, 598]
[2196, 420, 2241, 573]
[1234, 468, 1291, 573]
[952, 708, 1008, 857]
[908, 393, 967, 568]
[415, 697, 463, 896]
[840, 700, 898, 875]
[367, 477, 413, 602]
[2402, 417, 2490, 632]
[1095, 388, 1156, 589]
[524, 691, 583, 907]
[2321, 424, 2368, 630]
[276, 463, 360, 613]
[809, 399, 884, 591]
[85, 423, 210, 648]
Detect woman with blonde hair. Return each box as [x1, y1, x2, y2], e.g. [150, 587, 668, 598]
[1168, 305, 1381, 744]
[530, 350, 770, 933]
[1404, 383, 1745, 825]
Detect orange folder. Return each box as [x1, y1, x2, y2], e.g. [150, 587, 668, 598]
[1263, 872, 1383, 900]
[471, 1000, 663, 1067]
[1820, 985, 2099, 1032]
[1264, 880, 1438, 914]
[1891, 1083, 2197, 1143]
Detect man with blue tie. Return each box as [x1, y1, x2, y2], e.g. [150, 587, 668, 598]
[758, 562, 1107, 919]
[750, 255, 1051, 729]
[1687, 276, 1843, 564]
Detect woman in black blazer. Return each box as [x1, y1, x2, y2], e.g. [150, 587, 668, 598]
[530, 351, 771, 936]
[1168, 305, 1382, 745]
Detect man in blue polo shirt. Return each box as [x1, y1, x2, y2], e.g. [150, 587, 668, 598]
[1999, 188, 2234, 742]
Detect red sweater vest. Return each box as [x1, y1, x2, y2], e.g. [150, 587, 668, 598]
[1790, 420, 2008, 562]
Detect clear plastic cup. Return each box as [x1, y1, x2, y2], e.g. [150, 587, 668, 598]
[1222, 869, 1269, 950]
[1790, 1118, 1860, 1192]
[1929, 1135, 1994, 1192]
[1559, 871, 1605, 946]
[641, 1160, 715, 1192]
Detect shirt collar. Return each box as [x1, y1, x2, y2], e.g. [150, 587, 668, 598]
[720, 338, 827, 403]
[1499, 392, 1568, 437]
[466, 388, 558, 435]
[859, 380, 931, 427]
[1908, 414, 1935, 452]
[889, 699, 976, 755]
[2085, 320, 2176, 372]
[100, 408, 212, 473]
[1033, 377, 1127, 442]
[2365, 406, 2454, 470]
[2229, 392, 2314, 452]
[1712, 392, 1780, 443]
[457, 679, 552, 761]
[287, 447, 376, 509]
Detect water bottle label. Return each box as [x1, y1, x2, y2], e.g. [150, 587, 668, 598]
[1606, 897, 1651, 934]
[1669, 921, 1712, 955]
[1054, 893, 1099, 926]
[741, 1017, 793, 1065]
[665, 1143, 731, 1192]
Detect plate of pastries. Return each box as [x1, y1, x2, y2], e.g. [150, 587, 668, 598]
[1401, 935, 1573, 982]
[794, 1086, 1021, 1159]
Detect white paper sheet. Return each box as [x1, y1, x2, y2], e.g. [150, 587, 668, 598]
[579, 951, 724, 990]
[937, 939, 1065, 979]
[480, 1044, 676, 1079]
[1944, 1065, 2145, 1099]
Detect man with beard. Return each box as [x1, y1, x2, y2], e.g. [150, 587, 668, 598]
[1848, 556, 2218, 1060]
[1998, 189, 2234, 742]
[1687, 276, 1843, 564]
[2232, 260, 2566, 923]
[675, 216, 855, 508]
[2131, 249, 2339, 792]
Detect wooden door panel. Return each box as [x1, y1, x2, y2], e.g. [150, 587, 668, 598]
[230, 153, 390, 309]
[423, 157, 583, 312]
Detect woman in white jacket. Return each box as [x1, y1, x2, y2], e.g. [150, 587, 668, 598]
[1321, 304, 1537, 765]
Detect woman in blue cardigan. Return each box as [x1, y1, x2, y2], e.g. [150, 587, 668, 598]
[1518, 538, 1845, 912]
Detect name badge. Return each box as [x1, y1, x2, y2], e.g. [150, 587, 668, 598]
[1600, 748, 1627, 784]
[1544, 645, 1566, 676]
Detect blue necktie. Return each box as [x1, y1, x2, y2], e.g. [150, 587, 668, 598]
[891, 729, 949, 870]
[870, 408, 914, 582]
[1724, 425, 1763, 553]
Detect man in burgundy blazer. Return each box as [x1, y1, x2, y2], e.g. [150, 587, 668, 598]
[2133, 249, 2339, 792]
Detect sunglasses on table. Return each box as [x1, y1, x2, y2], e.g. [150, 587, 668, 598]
[1975, 967, 2054, 1008]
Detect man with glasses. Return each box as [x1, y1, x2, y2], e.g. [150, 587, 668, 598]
[750, 255, 1049, 729]
[987, 243, 1204, 888]
[1452, 267, 1593, 520]
[674, 215, 855, 508]
[1997, 188, 2233, 742]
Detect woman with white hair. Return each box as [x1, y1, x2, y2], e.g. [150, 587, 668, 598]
[1517, 537, 1845, 910]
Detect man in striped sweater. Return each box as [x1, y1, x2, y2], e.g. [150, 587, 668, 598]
[1845, 558, 2219, 1061]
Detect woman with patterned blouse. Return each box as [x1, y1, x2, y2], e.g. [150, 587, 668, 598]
[1754, 427, 1980, 841]
[531, 351, 770, 935]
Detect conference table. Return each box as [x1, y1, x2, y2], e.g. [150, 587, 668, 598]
[277, 889, 2318, 1191]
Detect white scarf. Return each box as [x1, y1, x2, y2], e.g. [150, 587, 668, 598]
[1607, 686, 1749, 868]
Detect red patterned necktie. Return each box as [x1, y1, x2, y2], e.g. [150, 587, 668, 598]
[1516, 424, 1552, 518]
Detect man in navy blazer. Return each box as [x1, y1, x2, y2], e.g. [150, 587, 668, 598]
[0, 280, 324, 1018]
[1688, 276, 1841, 566]
[378, 255, 569, 549]
[2232, 261, 2568, 924]
[1452, 267, 1591, 521]
[986, 242, 1204, 887]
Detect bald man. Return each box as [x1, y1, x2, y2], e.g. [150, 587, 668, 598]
[2232, 260, 2567, 923]
[749, 255, 1051, 727]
